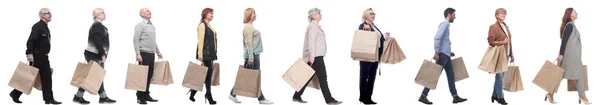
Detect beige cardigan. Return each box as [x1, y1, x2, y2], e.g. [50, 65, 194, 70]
[302, 21, 326, 62]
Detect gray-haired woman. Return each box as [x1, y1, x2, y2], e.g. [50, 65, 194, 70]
[293, 8, 342, 105]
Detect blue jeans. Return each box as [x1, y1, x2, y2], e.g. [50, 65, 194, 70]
[230, 54, 265, 100]
[493, 56, 510, 98]
[422, 53, 457, 96]
[77, 56, 105, 94]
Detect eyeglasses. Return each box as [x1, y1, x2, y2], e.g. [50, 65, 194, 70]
[369, 13, 376, 16]
[42, 12, 51, 15]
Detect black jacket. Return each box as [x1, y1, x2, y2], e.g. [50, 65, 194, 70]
[26, 20, 51, 55]
[197, 21, 217, 61]
[85, 21, 110, 59]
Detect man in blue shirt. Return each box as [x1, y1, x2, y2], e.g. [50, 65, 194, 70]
[418, 8, 467, 105]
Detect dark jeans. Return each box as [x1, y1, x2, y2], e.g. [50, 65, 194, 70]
[136, 52, 155, 95]
[77, 55, 105, 94]
[11, 53, 55, 101]
[422, 53, 458, 97]
[359, 61, 378, 100]
[230, 54, 265, 100]
[293, 56, 335, 103]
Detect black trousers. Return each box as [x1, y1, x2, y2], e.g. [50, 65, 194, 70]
[11, 53, 55, 101]
[359, 61, 378, 100]
[137, 52, 155, 95]
[202, 60, 214, 96]
[293, 56, 334, 102]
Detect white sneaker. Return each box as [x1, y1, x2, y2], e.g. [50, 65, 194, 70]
[259, 99, 274, 104]
[229, 95, 242, 103]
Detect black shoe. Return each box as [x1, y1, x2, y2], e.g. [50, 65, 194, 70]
[45, 100, 62, 104]
[136, 93, 147, 104]
[359, 99, 377, 104]
[99, 97, 116, 104]
[327, 100, 343, 105]
[491, 96, 497, 103]
[73, 95, 90, 104]
[204, 93, 216, 104]
[145, 95, 158, 102]
[10, 93, 22, 103]
[452, 96, 467, 103]
[188, 90, 196, 102]
[293, 98, 307, 103]
[496, 98, 508, 105]
[418, 96, 433, 104]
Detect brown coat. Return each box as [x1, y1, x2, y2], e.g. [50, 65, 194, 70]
[487, 21, 514, 58]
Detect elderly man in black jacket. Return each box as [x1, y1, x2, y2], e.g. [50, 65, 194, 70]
[9, 8, 62, 104]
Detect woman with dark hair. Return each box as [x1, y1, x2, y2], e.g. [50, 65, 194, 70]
[188, 7, 217, 105]
[547, 7, 592, 105]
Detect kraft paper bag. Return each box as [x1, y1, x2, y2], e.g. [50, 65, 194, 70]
[381, 38, 406, 64]
[283, 59, 316, 92]
[492, 47, 509, 74]
[182, 61, 208, 91]
[125, 63, 149, 91]
[503, 65, 524, 92]
[452, 57, 469, 82]
[351, 30, 379, 62]
[34, 68, 53, 91]
[479, 46, 499, 72]
[568, 65, 588, 91]
[211, 63, 220, 86]
[533, 60, 565, 93]
[70, 62, 106, 95]
[9, 62, 39, 95]
[308, 75, 320, 90]
[415, 59, 443, 89]
[233, 65, 261, 98]
[151, 61, 174, 85]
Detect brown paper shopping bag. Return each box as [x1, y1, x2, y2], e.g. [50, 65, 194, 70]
[233, 65, 261, 98]
[211, 63, 220, 86]
[351, 30, 379, 62]
[479, 46, 499, 72]
[72, 62, 106, 95]
[125, 63, 149, 91]
[283, 59, 316, 92]
[151, 61, 174, 85]
[503, 65, 524, 92]
[568, 65, 588, 91]
[34, 68, 53, 91]
[492, 47, 509, 74]
[452, 57, 469, 82]
[533, 60, 565, 93]
[182, 61, 208, 91]
[381, 38, 406, 64]
[415, 59, 443, 89]
[9, 62, 39, 95]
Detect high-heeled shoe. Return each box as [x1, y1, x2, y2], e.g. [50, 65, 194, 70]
[187, 90, 197, 102]
[545, 94, 557, 104]
[9, 92, 22, 103]
[579, 98, 592, 105]
[205, 93, 217, 104]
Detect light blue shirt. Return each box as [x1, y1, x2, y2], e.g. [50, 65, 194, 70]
[434, 20, 451, 56]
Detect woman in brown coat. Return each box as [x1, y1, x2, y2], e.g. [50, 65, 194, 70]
[487, 8, 513, 105]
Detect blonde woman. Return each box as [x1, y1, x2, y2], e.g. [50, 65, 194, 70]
[72, 8, 116, 104]
[357, 8, 391, 105]
[227, 8, 273, 104]
[487, 8, 512, 105]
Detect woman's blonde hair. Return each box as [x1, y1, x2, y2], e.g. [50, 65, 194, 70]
[243, 8, 255, 23]
[93, 8, 104, 20]
[362, 8, 373, 22]
[495, 8, 506, 19]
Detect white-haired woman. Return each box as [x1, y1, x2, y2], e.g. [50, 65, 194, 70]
[293, 8, 342, 105]
[72, 8, 116, 104]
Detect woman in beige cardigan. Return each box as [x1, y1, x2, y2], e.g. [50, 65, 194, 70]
[548, 7, 592, 105]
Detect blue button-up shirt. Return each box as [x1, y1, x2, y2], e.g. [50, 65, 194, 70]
[434, 20, 451, 56]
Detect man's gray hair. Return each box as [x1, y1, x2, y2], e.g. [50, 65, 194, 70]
[39, 8, 50, 18]
[307, 8, 321, 22]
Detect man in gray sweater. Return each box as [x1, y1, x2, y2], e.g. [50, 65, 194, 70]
[133, 8, 163, 104]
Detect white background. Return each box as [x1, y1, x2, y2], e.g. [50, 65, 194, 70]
[0, 0, 598, 105]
